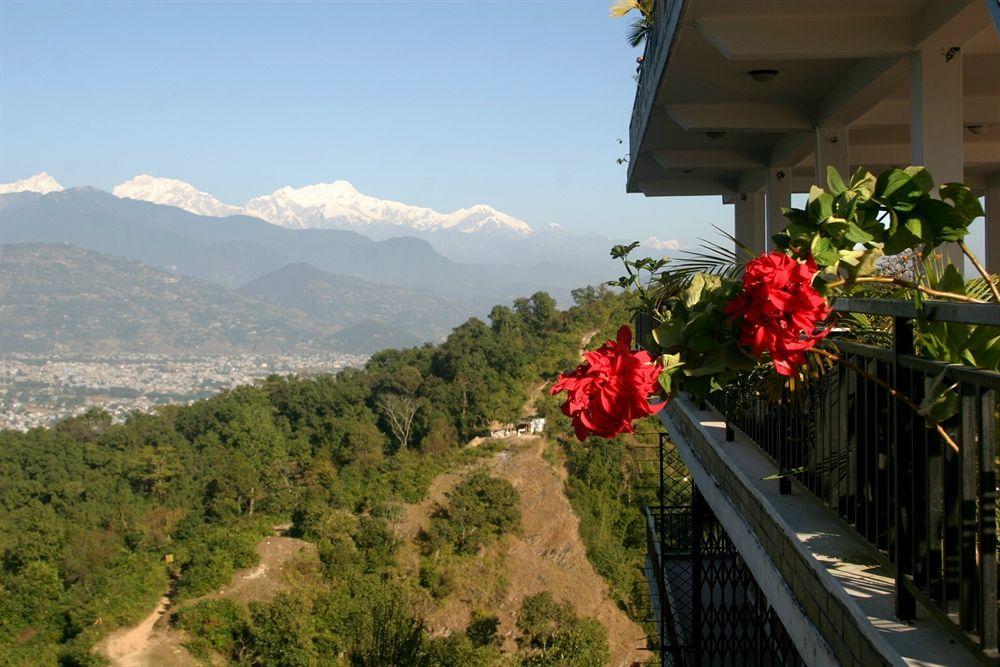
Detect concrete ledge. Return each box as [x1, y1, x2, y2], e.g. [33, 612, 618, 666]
[659, 395, 981, 667]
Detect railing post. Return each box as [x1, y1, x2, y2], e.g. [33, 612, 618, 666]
[658, 433, 668, 665]
[978, 388, 998, 650]
[893, 316, 917, 620]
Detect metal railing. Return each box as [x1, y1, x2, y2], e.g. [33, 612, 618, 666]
[719, 299, 1000, 660]
[643, 434, 803, 666]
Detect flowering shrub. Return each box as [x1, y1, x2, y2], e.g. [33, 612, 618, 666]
[550, 325, 664, 440]
[558, 165, 997, 442]
[724, 252, 831, 376]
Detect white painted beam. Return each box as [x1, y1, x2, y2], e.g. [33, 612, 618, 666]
[638, 178, 736, 197]
[854, 95, 1000, 127]
[653, 149, 766, 170]
[766, 167, 792, 251]
[694, 16, 911, 61]
[850, 141, 1000, 169]
[663, 103, 813, 132]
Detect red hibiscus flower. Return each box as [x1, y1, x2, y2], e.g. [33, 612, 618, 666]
[551, 325, 664, 441]
[724, 251, 831, 376]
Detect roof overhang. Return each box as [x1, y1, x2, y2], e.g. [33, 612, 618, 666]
[626, 0, 1000, 197]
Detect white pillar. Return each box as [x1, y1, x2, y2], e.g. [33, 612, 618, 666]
[815, 126, 849, 188]
[910, 46, 964, 271]
[988, 178, 1000, 274]
[766, 167, 791, 251]
[734, 192, 766, 260]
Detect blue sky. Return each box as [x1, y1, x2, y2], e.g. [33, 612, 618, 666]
[0, 0, 733, 245]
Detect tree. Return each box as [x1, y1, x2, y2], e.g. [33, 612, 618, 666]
[432, 471, 521, 554]
[377, 393, 419, 452]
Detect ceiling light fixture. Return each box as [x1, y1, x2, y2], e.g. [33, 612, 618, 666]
[748, 69, 779, 83]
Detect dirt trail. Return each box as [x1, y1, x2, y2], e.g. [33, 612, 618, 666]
[399, 436, 646, 667]
[97, 535, 314, 667]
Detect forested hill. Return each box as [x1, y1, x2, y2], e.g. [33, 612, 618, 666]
[0, 286, 626, 665]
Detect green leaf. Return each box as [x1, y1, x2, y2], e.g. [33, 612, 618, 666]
[937, 264, 966, 296]
[904, 216, 926, 240]
[682, 273, 708, 308]
[652, 320, 684, 349]
[807, 191, 834, 222]
[810, 236, 840, 267]
[940, 183, 985, 222]
[844, 221, 874, 244]
[876, 166, 934, 202]
[688, 332, 720, 353]
[848, 168, 877, 201]
[827, 166, 847, 195]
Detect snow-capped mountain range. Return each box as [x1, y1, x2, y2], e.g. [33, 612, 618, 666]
[111, 174, 534, 238]
[2, 172, 680, 269]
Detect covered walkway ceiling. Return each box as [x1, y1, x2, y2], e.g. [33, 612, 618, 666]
[627, 0, 1000, 197]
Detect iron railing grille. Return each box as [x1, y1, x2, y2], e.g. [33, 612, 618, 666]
[716, 299, 1000, 659]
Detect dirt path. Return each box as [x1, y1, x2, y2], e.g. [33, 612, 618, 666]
[97, 535, 315, 667]
[400, 436, 647, 667]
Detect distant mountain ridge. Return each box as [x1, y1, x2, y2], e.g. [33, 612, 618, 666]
[237, 262, 464, 342]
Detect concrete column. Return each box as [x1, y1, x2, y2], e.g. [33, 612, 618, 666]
[734, 192, 766, 260]
[815, 126, 849, 188]
[988, 178, 1000, 274]
[910, 46, 964, 271]
[766, 167, 791, 251]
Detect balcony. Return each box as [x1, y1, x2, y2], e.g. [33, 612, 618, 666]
[637, 299, 1000, 666]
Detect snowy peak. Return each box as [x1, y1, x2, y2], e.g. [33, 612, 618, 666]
[0, 172, 64, 195]
[113, 175, 244, 217]
[441, 204, 533, 235]
[112, 174, 535, 237]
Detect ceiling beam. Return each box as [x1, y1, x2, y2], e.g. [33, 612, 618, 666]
[693, 1, 986, 62]
[912, 0, 988, 49]
[653, 149, 767, 170]
[694, 16, 912, 61]
[855, 94, 1000, 126]
[664, 102, 813, 132]
[850, 141, 1000, 167]
[638, 178, 736, 197]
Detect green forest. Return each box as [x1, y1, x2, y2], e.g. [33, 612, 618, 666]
[0, 287, 655, 666]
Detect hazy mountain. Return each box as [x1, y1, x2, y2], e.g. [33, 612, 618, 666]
[0, 243, 339, 355]
[237, 262, 464, 343]
[330, 320, 425, 352]
[0, 171, 63, 195]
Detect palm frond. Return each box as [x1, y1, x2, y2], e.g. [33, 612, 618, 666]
[609, 0, 640, 18]
[966, 275, 1000, 302]
[668, 226, 746, 279]
[626, 18, 652, 47]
